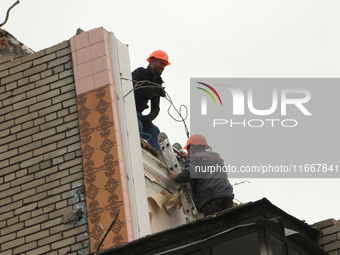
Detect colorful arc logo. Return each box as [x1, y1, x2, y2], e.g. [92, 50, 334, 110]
[196, 82, 223, 106]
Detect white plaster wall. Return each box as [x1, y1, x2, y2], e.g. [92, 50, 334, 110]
[109, 33, 151, 238]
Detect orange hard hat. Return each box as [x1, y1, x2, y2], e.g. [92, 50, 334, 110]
[183, 134, 209, 150]
[147, 50, 171, 66]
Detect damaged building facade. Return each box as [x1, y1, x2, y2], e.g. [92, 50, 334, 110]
[0, 27, 185, 255]
[0, 27, 340, 255]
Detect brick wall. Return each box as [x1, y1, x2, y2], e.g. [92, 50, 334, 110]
[315, 218, 340, 255]
[0, 41, 90, 255]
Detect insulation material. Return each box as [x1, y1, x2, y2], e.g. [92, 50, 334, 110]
[148, 193, 167, 210]
[145, 175, 186, 231]
[160, 190, 182, 213]
[148, 190, 182, 221]
[149, 209, 153, 224]
[144, 170, 161, 183]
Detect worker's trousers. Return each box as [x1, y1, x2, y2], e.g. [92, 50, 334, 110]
[137, 113, 161, 152]
[200, 197, 234, 216]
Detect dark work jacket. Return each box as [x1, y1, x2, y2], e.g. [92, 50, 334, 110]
[131, 66, 165, 122]
[175, 151, 234, 211]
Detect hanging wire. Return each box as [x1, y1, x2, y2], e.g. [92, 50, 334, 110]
[231, 181, 251, 205]
[233, 197, 243, 205]
[121, 79, 159, 99]
[121, 77, 190, 138]
[232, 180, 251, 186]
[164, 91, 190, 138]
[140, 132, 152, 141]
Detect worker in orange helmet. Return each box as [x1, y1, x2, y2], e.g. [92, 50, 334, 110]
[170, 134, 234, 216]
[132, 50, 171, 152]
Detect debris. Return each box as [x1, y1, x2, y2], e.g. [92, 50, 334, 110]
[0, 30, 34, 58]
[76, 28, 84, 35]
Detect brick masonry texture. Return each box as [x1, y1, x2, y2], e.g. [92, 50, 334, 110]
[315, 218, 340, 254]
[0, 41, 90, 255]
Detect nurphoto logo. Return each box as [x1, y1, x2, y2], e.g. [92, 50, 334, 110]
[197, 82, 312, 128]
[191, 78, 340, 178]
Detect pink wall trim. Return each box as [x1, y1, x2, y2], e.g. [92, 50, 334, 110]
[70, 27, 114, 95]
[70, 27, 134, 240]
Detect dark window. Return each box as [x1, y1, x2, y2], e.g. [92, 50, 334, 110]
[186, 251, 202, 255]
[290, 248, 303, 255]
[210, 232, 260, 255]
[270, 235, 287, 255]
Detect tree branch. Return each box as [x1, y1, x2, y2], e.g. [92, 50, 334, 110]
[0, 1, 20, 28]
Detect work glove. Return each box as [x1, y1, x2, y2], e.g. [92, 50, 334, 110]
[159, 87, 166, 97]
[139, 115, 152, 126]
[151, 86, 166, 97]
